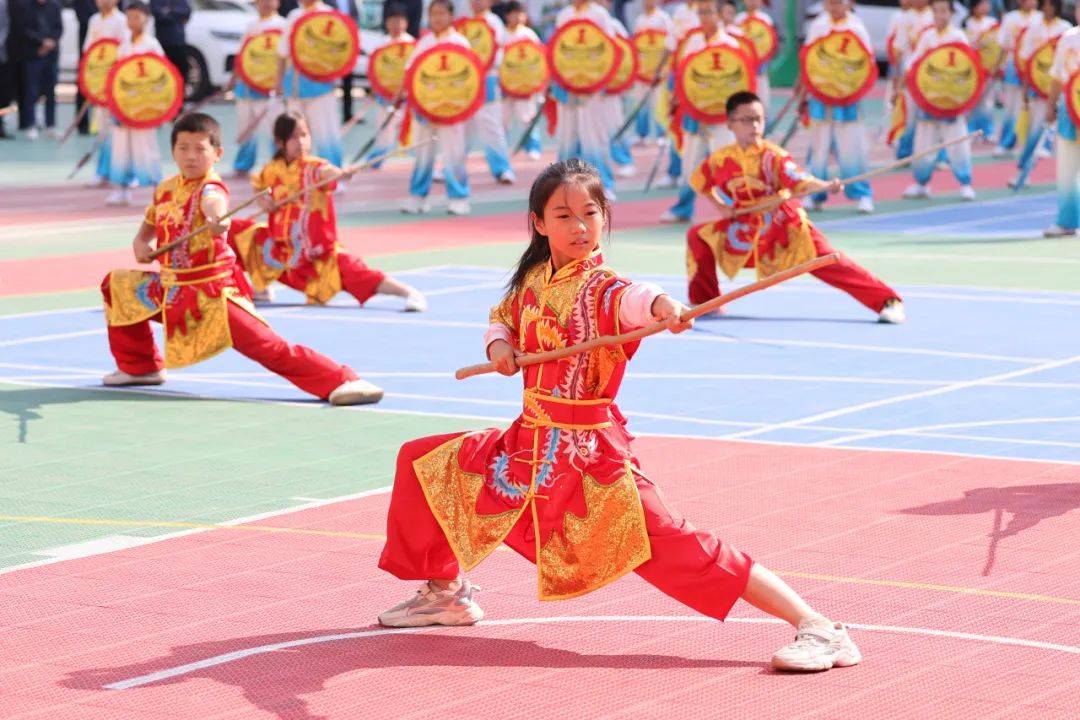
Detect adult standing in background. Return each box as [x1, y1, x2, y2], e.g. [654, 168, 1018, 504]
[0, 0, 13, 139]
[12, 0, 63, 139]
[73, 0, 96, 134]
[330, 0, 361, 122]
[150, 0, 191, 97]
[385, 0, 421, 38]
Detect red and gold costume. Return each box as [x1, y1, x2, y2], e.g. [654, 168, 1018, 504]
[380, 253, 753, 616]
[686, 140, 900, 312]
[231, 155, 385, 305]
[101, 171, 358, 399]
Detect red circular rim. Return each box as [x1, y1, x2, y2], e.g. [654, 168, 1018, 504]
[288, 9, 360, 83]
[454, 17, 497, 72]
[799, 30, 879, 106]
[106, 53, 185, 129]
[1024, 38, 1057, 99]
[405, 43, 486, 125]
[976, 22, 1002, 76]
[676, 25, 703, 61]
[368, 40, 416, 101]
[905, 41, 985, 119]
[235, 29, 283, 95]
[676, 44, 757, 124]
[78, 38, 120, 106]
[607, 34, 639, 94]
[547, 18, 621, 94]
[1065, 71, 1080, 129]
[498, 38, 550, 100]
[741, 16, 778, 64]
[632, 29, 668, 83]
[733, 33, 759, 66]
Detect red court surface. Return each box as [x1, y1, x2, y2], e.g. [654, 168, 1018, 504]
[3, 436, 1077, 719]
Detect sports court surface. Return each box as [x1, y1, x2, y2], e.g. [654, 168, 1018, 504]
[1, 97, 1078, 719]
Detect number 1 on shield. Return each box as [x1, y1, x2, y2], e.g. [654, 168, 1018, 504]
[439, 53, 449, 71]
[711, 51, 723, 70]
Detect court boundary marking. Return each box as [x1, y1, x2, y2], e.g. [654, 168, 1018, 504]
[101, 614, 1080, 691]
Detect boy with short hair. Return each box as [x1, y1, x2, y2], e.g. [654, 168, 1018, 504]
[100, 112, 382, 405]
[684, 91, 905, 324]
[500, 1, 543, 159]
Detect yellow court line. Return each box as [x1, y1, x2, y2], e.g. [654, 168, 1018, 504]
[2, 513, 1078, 606]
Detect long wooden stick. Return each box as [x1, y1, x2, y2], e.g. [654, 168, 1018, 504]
[764, 86, 801, 137]
[351, 100, 403, 163]
[58, 102, 93, 145]
[454, 253, 840, 380]
[612, 48, 672, 142]
[236, 102, 276, 145]
[147, 189, 271, 260]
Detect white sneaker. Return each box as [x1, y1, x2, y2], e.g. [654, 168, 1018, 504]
[328, 378, 384, 406]
[657, 136, 671, 147]
[992, 146, 1010, 158]
[655, 175, 678, 189]
[771, 619, 862, 672]
[1006, 176, 1019, 189]
[658, 209, 689, 224]
[1043, 224, 1078, 238]
[378, 580, 484, 628]
[400, 196, 431, 214]
[105, 188, 132, 206]
[615, 163, 636, 178]
[252, 287, 275, 303]
[447, 198, 471, 216]
[404, 289, 427, 312]
[959, 185, 976, 201]
[1036, 145, 1052, 159]
[102, 369, 166, 386]
[496, 171, 515, 185]
[902, 183, 929, 200]
[878, 298, 906, 324]
[24, 126, 39, 140]
[526, 149, 542, 160]
[856, 197, 874, 214]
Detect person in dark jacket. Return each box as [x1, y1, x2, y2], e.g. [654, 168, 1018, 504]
[73, 0, 97, 134]
[12, 0, 62, 138]
[0, 0, 14, 138]
[150, 0, 191, 93]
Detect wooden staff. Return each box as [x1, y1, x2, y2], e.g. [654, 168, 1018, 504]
[727, 130, 984, 218]
[612, 48, 673, 143]
[764, 86, 801, 137]
[454, 253, 840, 380]
[67, 134, 107, 180]
[236, 101, 276, 145]
[58, 102, 93, 145]
[340, 99, 371, 138]
[147, 189, 271, 260]
[512, 94, 549, 156]
[351, 99, 403, 163]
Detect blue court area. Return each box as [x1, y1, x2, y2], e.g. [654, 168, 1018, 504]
[818, 192, 1058, 239]
[2, 265, 1078, 464]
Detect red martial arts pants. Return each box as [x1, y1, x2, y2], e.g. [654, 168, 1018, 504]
[379, 433, 755, 621]
[103, 293, 357, 400]
[279, 251, 387, 305]
[686, 223, 900, 312]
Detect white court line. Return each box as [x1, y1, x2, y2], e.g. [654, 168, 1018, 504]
[818, 415, 1080, 448]
[102, 614, 1080, 690]
[0, 329, 105, 347]
[727, 355, 1080, 441]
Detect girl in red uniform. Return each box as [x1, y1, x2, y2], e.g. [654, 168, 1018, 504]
[377, 158, 863, 673]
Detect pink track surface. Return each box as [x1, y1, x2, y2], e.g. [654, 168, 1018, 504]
[3, 437, 1077, 719]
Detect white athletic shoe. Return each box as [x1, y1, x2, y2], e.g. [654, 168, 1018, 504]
[856, 197, 875, 214]
[991, 146, 1010, 158]
[878, 298, 906, 324]
[447, 198, 471, 216]
[496, 171, 515, 185]
[658, 209, 690, 224]
[1006, 175, 1019, 189]
[902, 183, 929, 200]
[24, 126, 39, 140]
[771, 619, 862, 672]
[404, 289, 428, 312]
[615, 163, 637, 178]
[1043, 224, 1078, 238]
[400, 196, 431, 214]
[526, 150, 542, 161]
[102, 369, 166, 387]
[328, 378, 384, 406]
[655, 175, 678, 189]
[959, 185, 977, 201]
[252, 287, 275, 304]
[378, 580, 484, 628]
[1036, 145, 1053, 159]
[105, 188, 133, 206]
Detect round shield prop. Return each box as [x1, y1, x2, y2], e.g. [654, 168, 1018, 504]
[78, 38, 120, 106]
[548, 19, 621, 94]
[369, 40, 416, 100]
[633, 29, 670, 82]
[800, 30, 878, 105]
[1024, 39, 1057, 99]
[454, 17, 498, 72]
[906, 42, 985, 119]
[405, 43, 485, 125]
[675, 44, 756, 124]
[607, 34, 639, 94]
[740, 16, 779, 64]
[1064, 70, 1080, 129]
[499, 39, 549, 99]
[106, 53, 184, 129]
[289, 9, 359, 83]
[975, 24, 1003, 75]
[235, 29, 283, 94]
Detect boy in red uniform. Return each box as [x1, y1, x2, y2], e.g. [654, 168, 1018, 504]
[685, 92, 906, 323]
[100, 112, 384, 405]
